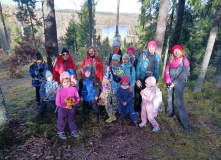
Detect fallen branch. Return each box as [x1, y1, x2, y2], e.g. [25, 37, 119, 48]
[84, 142, 94, 160]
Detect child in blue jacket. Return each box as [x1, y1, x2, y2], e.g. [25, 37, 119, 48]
[79, 66, 102, 119]
[37, 70, 61, 118]
[118, 76, 138, 126]
[29, 53, 48, 106]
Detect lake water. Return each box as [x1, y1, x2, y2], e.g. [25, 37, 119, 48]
[102, 26, 128, 39]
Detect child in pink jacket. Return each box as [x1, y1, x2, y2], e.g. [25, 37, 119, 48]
[139, 76, 160, 132]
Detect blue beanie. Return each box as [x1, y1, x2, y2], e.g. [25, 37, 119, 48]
[67, 69, 75, 75]
[112, 54, 121, 62]
[44, 70, 53, 80]
[122, 54, 130, 60]
[83, 66, 91, 74]
[112, 39, 121, 47]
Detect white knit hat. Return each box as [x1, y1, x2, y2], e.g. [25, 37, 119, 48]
[112, 39, 121, 47]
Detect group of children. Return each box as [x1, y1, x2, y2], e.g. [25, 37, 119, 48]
[30, 51, 163, 140]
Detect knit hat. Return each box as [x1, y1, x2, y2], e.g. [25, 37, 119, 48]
[172, 45, 183, 54]
[44, 70, 53, 80]
[36, 52, 43, 61]
[60, 71, 71, 83]
[61, 48, 69, 54]
[112, 39, 121, 47]
[147, 41, 157, 50]
[112, 54, 121, 62]
[122, 53, 130, 60]
[67, 69, 75, 76]
[145, 76, 156, 87]
[127, 46, 134, 53]
[121, 76, 129, 84]
[83, 66, 91, 74]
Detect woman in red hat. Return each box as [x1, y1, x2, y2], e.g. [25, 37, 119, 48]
[164, 45, 190, 131]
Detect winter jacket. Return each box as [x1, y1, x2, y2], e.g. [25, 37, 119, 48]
[53, 55, 77, 84]
[141, 87, 156, 108]
[29, 62, 48, 87]
[117, 87, 133, 105]
[122, 61, 136, 88]
[81, 54, 103, 83]
[153, 85, 162, 117]
[100, 64, 124, 99]
[56, 87, 80, 108]
[164, 54, 190, 85]
[130, 55, 138, 70]
[40, 79, 61, 101]
[136, 51, 161, 82]
[79, 74, 99, 102]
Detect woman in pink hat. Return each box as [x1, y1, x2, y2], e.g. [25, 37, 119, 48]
[164, 45, 190, 132]
[135, 41, 161, 116]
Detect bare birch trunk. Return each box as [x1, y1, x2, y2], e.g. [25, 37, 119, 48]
[115, 0, 120, 38]
[0, 86, 9, 128]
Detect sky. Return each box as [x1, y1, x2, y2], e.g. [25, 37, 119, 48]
[1, 0, 141, 14]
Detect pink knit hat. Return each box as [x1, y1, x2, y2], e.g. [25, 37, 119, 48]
[121, 76, 129, 84]
[147, 41, 157, 50]
[127, 46, 134, 53]
[172, 45, 183, 54]
[60, 71, 71, 83]
[145, 76, 156, 87]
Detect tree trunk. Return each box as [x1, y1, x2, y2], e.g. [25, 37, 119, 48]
[0, 1, 12, 55]
[0, 86, 9, 128]
[193, 5, 221, 93]
[155, 0, 170, 58]
[42, 0, 59, 72]
[214, 49, 221, 88]
[162, 0, 176, 78]
[88, 0, 94, 46]
[115, 0, 120, 38]
[172, 0, 185, 46]
[17, 0, 24, 36]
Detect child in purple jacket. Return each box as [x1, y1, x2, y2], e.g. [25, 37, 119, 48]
[117, 76, 138, 126]
[56, 71, 80, 140]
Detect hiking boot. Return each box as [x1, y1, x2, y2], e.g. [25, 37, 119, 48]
[183, 124, 190, 132]
[106, 115, 117, 123]
[57, 132, 67, 140]
[71, 131, 80, 137]
[152, 126, 160, 132]
[139, 122, 147, 127]
[133, 120, 139, 127]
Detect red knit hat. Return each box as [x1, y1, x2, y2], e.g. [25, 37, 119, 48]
[121, 76, 129, 84]
[147, 41, 157, 50]
[172, 45, 183, 54]
[127, 46, 134, 53]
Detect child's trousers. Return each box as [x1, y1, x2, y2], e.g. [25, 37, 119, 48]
[141, 103, 159, 127]
[37, 100, 56, 118]
[57, 107, 77, 132]
[83, 100, 100, 116]
[105, 94, 119, 117]
[120, 103, 137, 121]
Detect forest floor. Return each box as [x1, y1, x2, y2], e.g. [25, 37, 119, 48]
[0, 55, 221, 160]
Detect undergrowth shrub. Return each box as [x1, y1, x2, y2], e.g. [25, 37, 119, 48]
[9, 34, 45, 77]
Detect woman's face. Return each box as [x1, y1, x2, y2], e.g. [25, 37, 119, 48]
[128, 50, 133, 57]
[113, 46, 120, 53]
[148, 45, 155, 55]
[88, 48, 95, 57]
[112, 59, 119, 67]
[173, 49, 182, 57]
[123, 57, 129, 64]
[62, 79, 70, 88]
[62, 52, 69, 61]
[36, 60, 42, 64]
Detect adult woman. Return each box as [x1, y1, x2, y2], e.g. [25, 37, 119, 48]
[165, 45, 190, 131]
[80, 46, 103, 84]
[105, 39, 123, 67]
[135, 41, 161, 115]
[53, 48, 77, 84]
[127, 46, 138, 70]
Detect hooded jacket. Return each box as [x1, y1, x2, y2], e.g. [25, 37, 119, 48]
[53, 55, 77, 84]
[80, 54, 103, 83]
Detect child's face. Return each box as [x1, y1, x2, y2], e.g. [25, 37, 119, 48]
[122, 81, 128, 86]
[36, 60, 42, 64]
[145, 83, 152, 88]
[85, 70, 91, 77]
[70, 75, 75, 79]
[127, 50, 133, 57]
[122, 57, 129, 64]
[112, 59, 119, 67]
[62, 79, 70, 88]
[47, 76, 53, 82]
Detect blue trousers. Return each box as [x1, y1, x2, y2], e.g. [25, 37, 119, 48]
[120, 103, 137, 121]
[37, 100, 56, 118]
